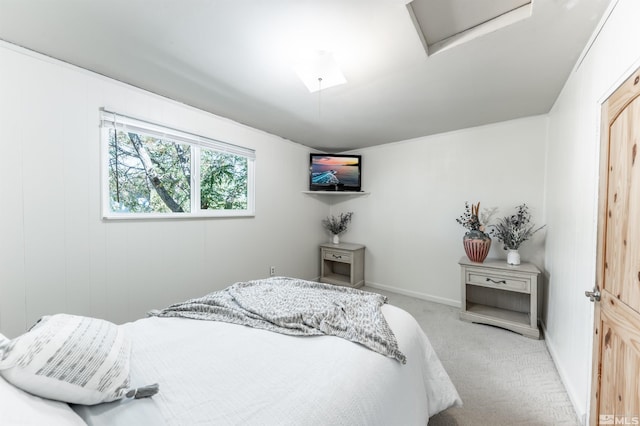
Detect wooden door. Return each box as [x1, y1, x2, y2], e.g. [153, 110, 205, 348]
[591, 68, 640, 425]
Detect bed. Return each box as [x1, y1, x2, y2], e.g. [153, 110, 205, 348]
[0, 278, 461, 425]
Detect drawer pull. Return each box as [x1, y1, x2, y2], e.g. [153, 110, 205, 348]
[332, 254, 343, 259]
[486, 278, 507, 285]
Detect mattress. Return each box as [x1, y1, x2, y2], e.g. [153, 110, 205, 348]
[72, 303, 461, 425]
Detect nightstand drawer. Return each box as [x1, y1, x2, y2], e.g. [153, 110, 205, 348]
[467, 270, 530, 293]
[323, 250, 352, 263]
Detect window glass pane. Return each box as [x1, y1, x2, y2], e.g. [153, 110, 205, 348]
[109, 129, 191, 213]
[200, 150, 248, 210]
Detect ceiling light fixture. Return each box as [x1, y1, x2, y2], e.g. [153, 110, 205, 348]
[294, 50, 347, 93]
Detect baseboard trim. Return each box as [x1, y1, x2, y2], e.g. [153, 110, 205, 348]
[541, 321, 586, 425]
[365, 281, 461, 308]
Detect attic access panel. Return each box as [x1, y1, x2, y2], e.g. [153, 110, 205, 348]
[408, 0, 532, 55]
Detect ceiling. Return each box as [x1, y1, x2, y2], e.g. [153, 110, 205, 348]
[0, 0, 611, 152]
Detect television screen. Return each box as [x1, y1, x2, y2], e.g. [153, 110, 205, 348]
[309, 154, 361, 191]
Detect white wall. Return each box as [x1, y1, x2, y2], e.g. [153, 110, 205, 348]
[0, 42, 329, 338]
[544, 0, 640, 422]
[336, 115, 548, 305]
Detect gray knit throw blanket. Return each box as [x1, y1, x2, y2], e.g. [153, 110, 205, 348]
[149, 277, 406, 364]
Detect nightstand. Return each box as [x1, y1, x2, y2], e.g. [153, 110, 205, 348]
[459, 257, 541, 339]
[319, 243, 365, 288]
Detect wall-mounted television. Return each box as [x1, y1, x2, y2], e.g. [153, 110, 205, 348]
[309, 153, 362, 192]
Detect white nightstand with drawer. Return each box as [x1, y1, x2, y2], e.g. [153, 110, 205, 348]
[459, 257, 541, 339]
[320, 243, 365, 288]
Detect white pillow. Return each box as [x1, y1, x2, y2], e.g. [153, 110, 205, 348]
[0, 314, 158, 405]
[0, 374, 86, 426]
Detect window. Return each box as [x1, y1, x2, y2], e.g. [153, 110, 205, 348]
[100, 110, 255, 219]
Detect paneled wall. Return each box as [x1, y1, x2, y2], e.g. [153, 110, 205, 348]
[0, 42, 327, 338]
[544, 0, 640, 421]
[335, 116, 548, 306]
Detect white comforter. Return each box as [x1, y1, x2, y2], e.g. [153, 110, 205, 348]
[73, 304, 461, 425]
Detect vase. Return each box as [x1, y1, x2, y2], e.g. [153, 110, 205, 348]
[332, 234, 340, 244]
[463, 230, 491, 263]
[507, 249, 521, 265]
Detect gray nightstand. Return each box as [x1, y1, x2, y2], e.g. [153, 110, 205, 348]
[320, 243, 365, 288]
[459, 257, 541, 339]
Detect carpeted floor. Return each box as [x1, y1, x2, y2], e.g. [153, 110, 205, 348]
[366, 286, 580, 426]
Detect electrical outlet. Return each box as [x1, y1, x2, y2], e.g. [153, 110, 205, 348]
[270, 266, 276, 276]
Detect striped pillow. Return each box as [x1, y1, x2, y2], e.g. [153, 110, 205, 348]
[0, 314, 157, 405]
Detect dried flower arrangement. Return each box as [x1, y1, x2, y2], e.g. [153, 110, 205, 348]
[489, 204, 545, 250]
[456, 202, 497, 233]
[322, 212, 353, 235]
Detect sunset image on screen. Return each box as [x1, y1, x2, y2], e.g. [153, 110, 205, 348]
[311, 156, 360, 187]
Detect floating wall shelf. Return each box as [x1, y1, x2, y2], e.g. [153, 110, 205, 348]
[301, 191, 370, 196]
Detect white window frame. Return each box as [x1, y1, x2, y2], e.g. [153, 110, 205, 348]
[100, 109, 255, 219]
